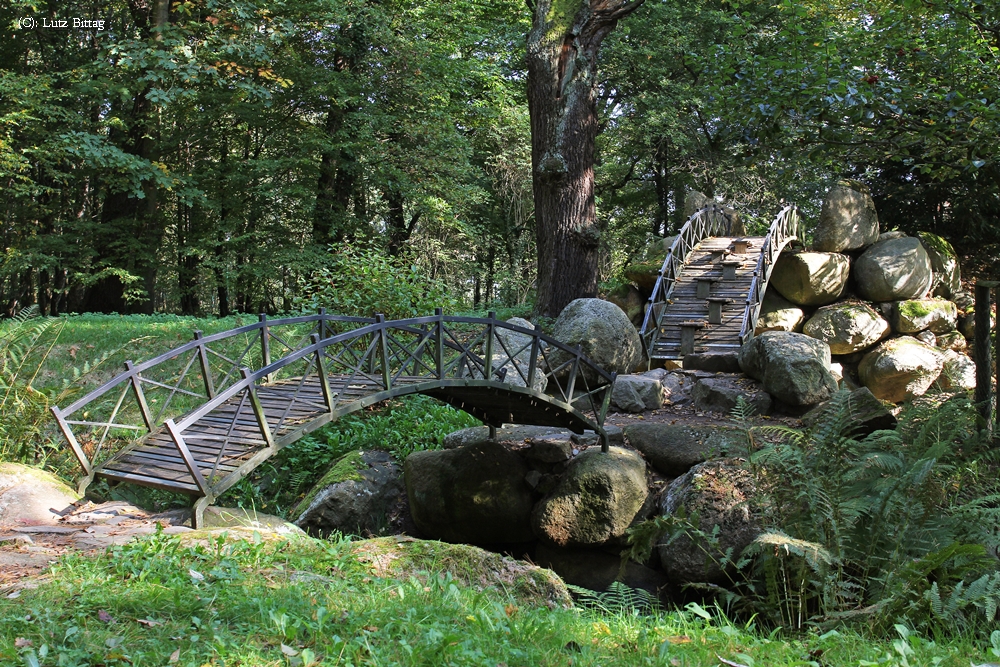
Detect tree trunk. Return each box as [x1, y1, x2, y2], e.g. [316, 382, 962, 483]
[527, 0, 643, 317]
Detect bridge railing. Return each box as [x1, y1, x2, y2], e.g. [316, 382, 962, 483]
[54, 311, 617, 493]
[738, 205, 801, 344]
[50, 311, 374, 479]
[161, 312, 616, 497]
[639, 205, 735, 356]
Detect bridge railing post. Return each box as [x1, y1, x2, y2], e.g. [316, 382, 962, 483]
[565, 345, 582, 403]
[435, 307, 444, 379]
[311, 333, 335, 413]
[484, 311, 496, 380]
[165, 418, 210, 498]
[125, 360, 154, 432]
[193, 330, 216, 399]
[241, 367, 276, 451]
[599, 372, 617, 425]
[317, 307, 327, 341]
[376, 314, 391, 390]
[527, 324, 541, 388]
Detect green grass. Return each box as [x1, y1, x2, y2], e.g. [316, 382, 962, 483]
[0, 530, 991, 667]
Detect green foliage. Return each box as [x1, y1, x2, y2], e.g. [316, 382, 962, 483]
[0, 529, 989, 666]
[566, 581, 661, 616]
[743, 391, 1000, 634]
[295, 245, 461, 320]
[218, 394, 480, 517]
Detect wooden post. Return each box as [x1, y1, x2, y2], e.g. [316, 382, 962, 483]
[484, 311, 496, 380]
[974, 282, 993, 431]
[193, 330, 215, 399]
[258, 313, 271, 370]
[435, 308, 444, 379]
[51, 407, 93, 477]
[565, 345, 582, 402]
[527, 324, 541, 389]
[376, 314, 391, 390]
[318, 307, 327, 341]
[125, 361, 154, 432]
[165, 419, 210, 497]
[241, 368, 276, 451]
[311, 334, 334, 412]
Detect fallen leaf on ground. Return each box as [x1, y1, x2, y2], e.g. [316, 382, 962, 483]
[98, 610, 114, 623]
[169, 649, 180, 663]
[14, 638, 31, 648]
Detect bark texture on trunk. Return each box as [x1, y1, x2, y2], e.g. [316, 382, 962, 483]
[527, 0, 643, 317]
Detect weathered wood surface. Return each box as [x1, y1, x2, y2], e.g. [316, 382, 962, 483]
[648, 236, 764, 360]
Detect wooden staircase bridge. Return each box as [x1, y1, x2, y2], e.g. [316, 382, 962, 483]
[640, 205, 802, 362]
[53, 313, 617, 527]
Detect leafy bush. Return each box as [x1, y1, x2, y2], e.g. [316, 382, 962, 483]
[628, 392, 1000, 637]
[295, 244, 462, 319]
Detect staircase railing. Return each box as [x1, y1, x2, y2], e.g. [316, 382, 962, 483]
[738, 205, 802, 344]
[639, 205, 735, 358]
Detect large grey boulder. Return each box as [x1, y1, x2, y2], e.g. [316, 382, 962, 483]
[405, 442, 535, 544]
[917, 232, 961, 298]
[802, 302, 890, 354]
[755, 289, 807, 334]
[858, 337, 945, 403]
[624, 423, 746, 477]
[534, 544, 668, 597]
[738, 331, 838, 407]
[813, 180, 880, 252]
[611, 374, 666, 413]
[623, 236, 677, 293]
[604, 284, 646, 325]
[892, 299, 958, 334]
[853, 237, 934, 302]
[293, 450, 403, 537]
[0, 463, 81, 526]
[683, 190, 712, 218]
[770, 252, 851, 306]
[802, 387, 897, 437]
[657, 460, 759, 585]
[937, 350, 976, 391]
[490, 317, 548, 391]
[691, 376, 772, 416]
[549, 298, 643, 385]
[532, 447, 647, 547]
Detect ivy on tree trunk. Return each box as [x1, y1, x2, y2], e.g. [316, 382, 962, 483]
[527, 0, 643, 317]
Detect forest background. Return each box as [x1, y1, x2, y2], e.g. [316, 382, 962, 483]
[2, 0, 998, 319]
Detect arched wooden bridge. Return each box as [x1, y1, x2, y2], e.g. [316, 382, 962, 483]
[640, 205, 802, 362]
[53, 313, 617, 527]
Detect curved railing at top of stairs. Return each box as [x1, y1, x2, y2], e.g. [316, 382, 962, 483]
[738, 205, 802, 345]
[639, 205, 736, 358]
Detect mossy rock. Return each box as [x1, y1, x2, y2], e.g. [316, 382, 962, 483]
[802, 302, 890, 354]
[917, 232, 961, 298]
[859, 337, 945, 403]
[351, 536, 571, 608]
[892, 298, 958, 334]
[0, 462, 80, 525]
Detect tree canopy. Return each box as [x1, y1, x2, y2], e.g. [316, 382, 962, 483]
[1, 0, 997, 317]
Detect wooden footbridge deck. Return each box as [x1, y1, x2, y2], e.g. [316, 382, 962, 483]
[53, 313, 617, 526]
[640, 205, 802, 362]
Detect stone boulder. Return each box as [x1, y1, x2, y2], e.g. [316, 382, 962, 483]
[813, 180, 880, 252]
[738, 331, 838, 407]
[405, 442, 535, 544]
[935, 331, 967, 352]
[937, 350, 976, 391]
[642, 369, 693, 405]
[770, 252, 851, 306]
[532, 447, 647, 548]
[892, 299, 958, 334]
[801, 387, 897, 437]
[755, 289, 807, 334]
[657, 460, 759, 585]
[684, 190, 712, 218]
[442, 424, 624, 451]
[549, 299, 643, 384]
[691, 376, 772, 416]
[624, 423, 745, 477]
[293, 450, 403, 537]
[604, 284, 646, 325]
[878, 231, 908, 242]
[802, 302, 890, 355]
[490, 317, 548, 392]
[858, 337, 945, 403]
[611, 374, 666, 413]
[853, 237, 934, 302]
[0, 463, 81, 526]
[917, 232, 961, 298]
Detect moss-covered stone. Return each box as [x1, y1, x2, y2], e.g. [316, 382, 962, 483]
[892, 298, 958, 334]
[917, 232, 961, 298]
[531, 447, 647, 547]
[802, 302, 890, 354]
[859, 337, 945, 402]
[291, 450, 366, 519]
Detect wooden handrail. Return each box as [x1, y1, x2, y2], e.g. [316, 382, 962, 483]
[738, 205, 801, 344]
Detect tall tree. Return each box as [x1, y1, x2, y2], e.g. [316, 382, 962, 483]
[527, 0, 643, 317]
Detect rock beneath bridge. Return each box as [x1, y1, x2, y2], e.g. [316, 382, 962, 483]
[624, 423, 745, 477]
[738, 331, 838, 407]
[405, 441, 536, 545]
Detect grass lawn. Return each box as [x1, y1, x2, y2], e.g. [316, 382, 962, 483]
[1, 530, 992, 667]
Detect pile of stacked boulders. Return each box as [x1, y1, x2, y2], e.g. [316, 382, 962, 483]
[755, 180, 975, 405]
